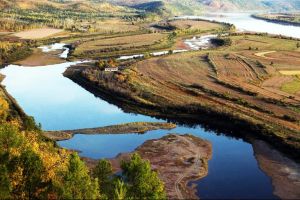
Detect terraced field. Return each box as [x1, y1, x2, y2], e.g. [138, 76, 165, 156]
[71, 34, 300, 159]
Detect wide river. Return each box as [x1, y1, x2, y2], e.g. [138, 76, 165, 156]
[2, 13, 300, 199]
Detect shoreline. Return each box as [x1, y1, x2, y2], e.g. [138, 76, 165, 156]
[251, 14, 300, 27]
[63, 62, 300, 162]
[44, 122, 176, 141]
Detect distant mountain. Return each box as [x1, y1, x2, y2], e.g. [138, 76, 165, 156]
[261, 0, 300, 11]
[112, 0, 300, 14]
[1, 0, 299, 15]
[0, 0, 130, 13]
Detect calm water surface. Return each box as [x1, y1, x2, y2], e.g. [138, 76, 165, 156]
[1, 14, 293, 198]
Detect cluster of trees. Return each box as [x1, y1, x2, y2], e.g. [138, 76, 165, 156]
[93, 154, 166, 200]
[95, 59, 118, 71]
[0, 6, 139, 33]
[0, 95, 166, 199]
[0, 41, 32, 66]
[0, 19, 41, 32]
[210, 38, 232, 47]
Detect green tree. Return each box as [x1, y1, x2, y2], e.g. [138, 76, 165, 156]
[121, 153, 166, 199]
[0, 165, 11, 199]
[16, 149, 44, 199]
[62, 153, 100, 199]
[93, 159, 113, 197]
[113, 179, 127, 200]
[0, 124, 22, 155]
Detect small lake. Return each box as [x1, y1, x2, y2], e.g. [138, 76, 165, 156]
[2, 13, 297, 198]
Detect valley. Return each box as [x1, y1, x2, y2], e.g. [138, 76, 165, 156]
[0, 0, 300, 199]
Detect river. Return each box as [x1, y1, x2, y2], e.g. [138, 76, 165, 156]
[2, 13, 299, 199]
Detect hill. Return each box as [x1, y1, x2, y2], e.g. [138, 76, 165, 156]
[1, 0, 300, 15]
[261, 0, 300, 11]
[0, 0, 130, 13]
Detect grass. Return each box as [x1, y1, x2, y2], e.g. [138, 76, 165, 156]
[281, 76, 300, 94]
[228, 35, 299, 51]
[279, 71, 300, 75]
[75, 33, 166, 53]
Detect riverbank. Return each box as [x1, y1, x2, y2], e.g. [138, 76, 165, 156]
[44, 122, 176, 141]
[64, 33, 300, 161]
[252, 14, 300, 27]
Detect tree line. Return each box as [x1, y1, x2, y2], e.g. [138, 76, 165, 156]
[0, 95, 166, 199]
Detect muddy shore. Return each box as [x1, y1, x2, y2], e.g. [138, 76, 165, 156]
[44, 122, 176, 141]
[84, 134, 212, 199]
[253, 140, 300, 199]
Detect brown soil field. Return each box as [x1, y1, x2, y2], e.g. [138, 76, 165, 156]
[14, 48, 65, 66]
[169, 19, 223, 31]
[13, 28, 64, 39]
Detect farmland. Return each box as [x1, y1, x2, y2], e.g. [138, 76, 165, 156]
[68, 33, 300, 159]
[169, 19, 223, 31]
[72, 32, 169, 58]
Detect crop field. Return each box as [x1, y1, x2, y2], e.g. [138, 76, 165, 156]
[13, 28, 64, 39]
[73, 33, 171, 58]
[281, 76, 300, 95]
[228, 35, 299, 51]
[169, 19, 223, 31]
[97, 34, 299, 147]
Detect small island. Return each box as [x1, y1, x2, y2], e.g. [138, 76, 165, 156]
[44, 122, 176, 141]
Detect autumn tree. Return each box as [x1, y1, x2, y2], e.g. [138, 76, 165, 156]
[0, 124, 23, 155]
[15, 149, 45, 199]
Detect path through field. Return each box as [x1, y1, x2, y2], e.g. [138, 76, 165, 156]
[174, 136, 202, 199]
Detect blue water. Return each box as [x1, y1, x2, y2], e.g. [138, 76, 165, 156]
[59, 126, 277, 199]
[1, 64, 160, 130]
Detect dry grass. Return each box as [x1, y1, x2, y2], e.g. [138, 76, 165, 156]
[281, 76, 300, 94]
[88, 19, 140, 34]
[13, 28, 64, 39]
[169, 19, 222, 31]
[279, 71, 300, 75]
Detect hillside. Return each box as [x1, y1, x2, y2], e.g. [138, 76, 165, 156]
[261, 0, 300, 11]
[1, 0, 300, 15]
[0, 0, 131, 13]
[114, 0, 300, 14]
